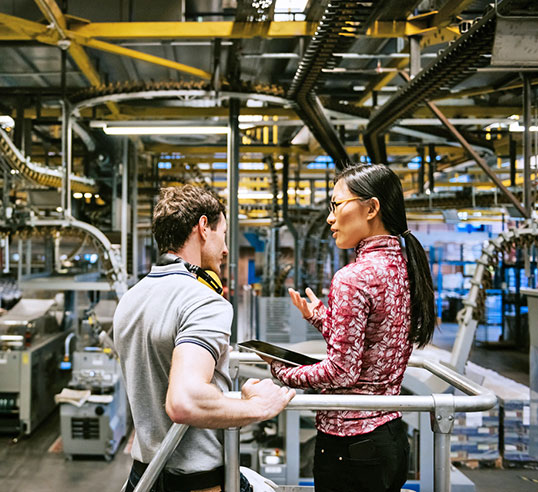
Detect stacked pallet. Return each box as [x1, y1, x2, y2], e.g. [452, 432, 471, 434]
[465, 362, 536, 465]
[450, 405, 500, 462]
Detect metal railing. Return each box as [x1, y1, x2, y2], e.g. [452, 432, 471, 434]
[128, 353, 497, 492]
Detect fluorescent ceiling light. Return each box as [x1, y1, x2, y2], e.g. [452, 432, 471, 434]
[275, 0, 308, 12]
[239, 192, 274, 200]
[101, 125, 229, 135]
[509, 122, 538, 132]
[238, 115, 264, 123]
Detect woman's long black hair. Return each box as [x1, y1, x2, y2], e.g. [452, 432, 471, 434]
[336, 163, 436, 347]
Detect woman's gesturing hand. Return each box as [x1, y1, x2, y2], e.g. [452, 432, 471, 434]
[288, 287, 320, 319]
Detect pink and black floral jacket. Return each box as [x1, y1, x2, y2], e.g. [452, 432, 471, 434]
[271, 235, 413, 436]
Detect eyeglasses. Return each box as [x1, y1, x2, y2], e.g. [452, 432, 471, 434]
[328, 196, 362, 214]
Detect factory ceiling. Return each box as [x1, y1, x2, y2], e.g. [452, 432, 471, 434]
[0, 0, 537, 224]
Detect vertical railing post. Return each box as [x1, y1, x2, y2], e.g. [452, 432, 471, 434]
[224, 428, 241, 492]
[431, 394, 455, 492]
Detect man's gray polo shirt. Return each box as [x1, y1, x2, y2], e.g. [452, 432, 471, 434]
[113, 262, 232, 474]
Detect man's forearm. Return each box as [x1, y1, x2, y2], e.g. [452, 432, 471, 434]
[166, 383, 268, 429]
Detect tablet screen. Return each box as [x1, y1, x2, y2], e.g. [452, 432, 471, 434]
[238, 340, 322, 366]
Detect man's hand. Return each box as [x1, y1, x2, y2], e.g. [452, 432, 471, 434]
[241, 378, 295, 420]
[288, 287, 320, 319]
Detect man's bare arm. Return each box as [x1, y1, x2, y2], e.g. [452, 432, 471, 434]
[165, 343, 295, 428]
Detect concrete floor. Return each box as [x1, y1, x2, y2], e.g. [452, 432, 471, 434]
[0, 321, 537, 491]
[0, 409, 132, 492]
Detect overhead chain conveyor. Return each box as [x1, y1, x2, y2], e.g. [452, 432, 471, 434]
[286, 0, 386, 167]
[0, 128, 96, 194]
[364, 0, 538, 163]
[404, 188, 524, 210]
[449, 219, 538, 374]
[69, 80, 286, 109]
[0, 218, 128, 299]
[404, 220, 538, 398]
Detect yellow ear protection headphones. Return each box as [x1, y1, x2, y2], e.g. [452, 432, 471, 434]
[157, 254, 223, 295]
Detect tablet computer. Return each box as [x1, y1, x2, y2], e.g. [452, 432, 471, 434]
[238, 340, 322, 366]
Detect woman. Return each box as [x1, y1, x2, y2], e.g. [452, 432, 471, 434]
[269, 164, 435, 492]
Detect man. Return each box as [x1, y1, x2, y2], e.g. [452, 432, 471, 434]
[114, 185, 295, 492]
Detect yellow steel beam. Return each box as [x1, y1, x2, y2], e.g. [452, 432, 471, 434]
[432, 0, 475, 28]
[67, 42, 102, 87]
[70, 21, 316, 39]
[412, 105, 521, 118]
[0, 16, 459, 42]
[147, 144, 304, 155]
[35, 0, 67, 31]
[0, 9, 211, 82]
[73, 36, 211, 80]
[0, 25, 32, 40]
[145, 143, 464, 158]
[353, 57, 408, 107]
[31, 1, 121, 117]
[0, 12, 59, 43]
[364, 12, 460, 39]
[420, 26, 460, 47]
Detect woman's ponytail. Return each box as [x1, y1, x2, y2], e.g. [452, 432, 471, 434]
[403, 232, 436, 347]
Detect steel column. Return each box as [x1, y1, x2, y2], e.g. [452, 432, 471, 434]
[131, 143, 138, 279]
[121, 138, 129, 274]
[25, 239, 31, 275]
[61, 100, 72, 217]
[428, 144, 436, 192]
[17, 238, 22, 282]
[523, 74, 532, 216]
[224, 428, 240, 492]
[509, 133, 517, 187]
[2, 235, 8, 273]
[418, 146, 425, 194]
[282, 154, 300, 289]
[285, 410, 301, 485]
[434, 432, 451, 492]
[409, 36, 421, 78]
[227, 98, 240, 343]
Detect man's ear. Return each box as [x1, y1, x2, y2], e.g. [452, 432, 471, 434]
[366, 198, 381, 221]
[197, 215, 209, 240]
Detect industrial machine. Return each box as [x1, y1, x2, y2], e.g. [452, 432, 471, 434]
[58, 301, 128, 460]
[0, 298, 69, 436]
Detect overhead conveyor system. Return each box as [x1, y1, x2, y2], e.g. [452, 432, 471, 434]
[363, 5, 499, 163]
[408, 220, 538, 395]
[69, 80, 286, 111]
[0, 128, 96, 194]
[0, 218, 128, 298]
[286, 0, 388, 167]
[450, 219, 538, 375]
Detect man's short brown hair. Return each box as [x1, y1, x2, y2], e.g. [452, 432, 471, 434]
[152, 185, 226, 254]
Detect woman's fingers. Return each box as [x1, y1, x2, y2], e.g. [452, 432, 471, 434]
[289, 287, 316, 317]
[288, 288, 300, 306]
[305, 287, 319, 303]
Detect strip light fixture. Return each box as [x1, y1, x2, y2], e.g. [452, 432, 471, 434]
[101, 125, 230, 135]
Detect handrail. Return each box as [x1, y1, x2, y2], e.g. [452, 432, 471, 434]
[124, 423, 189, 492]
[129, 353, 497, 492]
